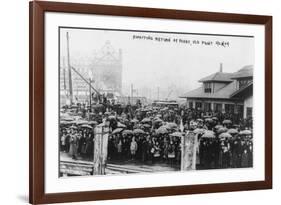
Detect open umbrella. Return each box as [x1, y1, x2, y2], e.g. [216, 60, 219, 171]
[223, 119, 232, 124]
[217, 127, 228, 134]
[62, 117, 75, 121]
[81, 124, 92, 129]
[131, 119, 139, 123]
[170, 132, 183, 137]
[219, 132, 232, 139]
[141, 118, 151, 123]
[60, 121, 73, 126]
[75, 120, 89, 125]
[212, 116, 218, 121]
[215, 125, 223, 130]
[239, 130, 252, 135]
[227, 128, 239, 135]
[88, 121, 98, 125]
[193, 128, 205, 134]
[117, 122, 126, 128]
[156, 126, 168, 135]
[153, 118, 163, 123]
[202, 130, 215, 138]
[204, 118, 213, 123]
[70, 125, 78, 129]
[166, 122, 178, 129]
[142, 124, 151, 128]
[122, 130, 133, 135]
[133, 129, 145, 135]
[108, 115, 116, 120]
[196, 118, 204, 122]
[112, 128, 124, 135]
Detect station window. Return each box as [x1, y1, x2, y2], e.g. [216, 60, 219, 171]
[204, 82, 212, 93]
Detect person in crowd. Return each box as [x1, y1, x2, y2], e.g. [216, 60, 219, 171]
[130, 137, 138, 160]
[80, 132, 87, 158]
[117, 139, 123, 161]
[167, 140, 176, 167]
[241, 148, 250, 167]
[85, 133, 94, 160]
[69, 129, 78, 160]
[60, 130, 66, 152]
[107, 136, 115, 161]
[141, 137, 149, 163]
[60, 102, 253, 171]
[152, 141, 161, 163]
[162, 137, 169, 163]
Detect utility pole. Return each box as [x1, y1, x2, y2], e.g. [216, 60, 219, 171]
[131, 84, 133, 104]
[89, 78, 92, 112]
[62, 57, 66, 91]
[157, 87, 160, 101]
[66, 32, 73, 105]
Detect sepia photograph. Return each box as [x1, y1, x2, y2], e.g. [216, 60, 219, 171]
[58, 27, 254, 177]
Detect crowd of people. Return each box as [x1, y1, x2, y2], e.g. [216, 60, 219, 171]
[60, 102, 253, 170]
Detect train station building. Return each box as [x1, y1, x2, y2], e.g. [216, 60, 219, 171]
[180, 65, 253, 119]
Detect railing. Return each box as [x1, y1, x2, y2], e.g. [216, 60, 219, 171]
[60, 160, 152, 176]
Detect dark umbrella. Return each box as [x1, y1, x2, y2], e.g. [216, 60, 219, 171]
[60, 121, 73, 126]
[122, 130, 133, 135]
[217, 127, 228, 134]
[117, 122, 126, 128]
[62, 117, 75, 121]
[204, 118, 213, 123]
[81, 124, 92, 129]
[202, 130, 215, 138]
[141, 118, 151, 123]
[153, 118, 163, 123]
[223, 119, 232, 124]
[193, 128, 205, 134]
[133, 129, 145, 135]
[227, 128, 239, 135]
[88, 121, 98, 126]
[131, 119, 139, 123]
[239, 130, 252, 135]
[108, 115, 116, 120]
[156, 126, 169, 135]
[215, 125, 224, 130]
[112, 128, 124, 135]
[219, 132, 232, 139]
[212, 116, 218, 121]
[142, 124, 151, 128]
[70, 125, 78, 129]
[170, 132, 183, 137]
[166, 122, 178, 129]
[76, 120, 89, 125]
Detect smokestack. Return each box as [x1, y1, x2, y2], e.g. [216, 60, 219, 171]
[219, 63, 223, 72]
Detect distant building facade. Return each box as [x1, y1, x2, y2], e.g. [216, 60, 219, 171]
[180, 65, 253, 119]
[60, 41, 123, 105]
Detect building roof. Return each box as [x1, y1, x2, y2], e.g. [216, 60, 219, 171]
[180, 81, 237, 99]
[230, 82, 253, 98]
[180, 65, 254, 100]
[199, 72, 233, 82]
[231, 65, 253, 79]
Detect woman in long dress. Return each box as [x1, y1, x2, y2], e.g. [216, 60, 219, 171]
[69, 132, 78, 160]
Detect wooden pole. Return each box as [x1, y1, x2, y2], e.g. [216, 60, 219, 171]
[181, 131, 197, 171]
[66, 32, 73, 105]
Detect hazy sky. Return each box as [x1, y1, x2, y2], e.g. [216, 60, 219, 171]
[60, 28, 254, 100]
